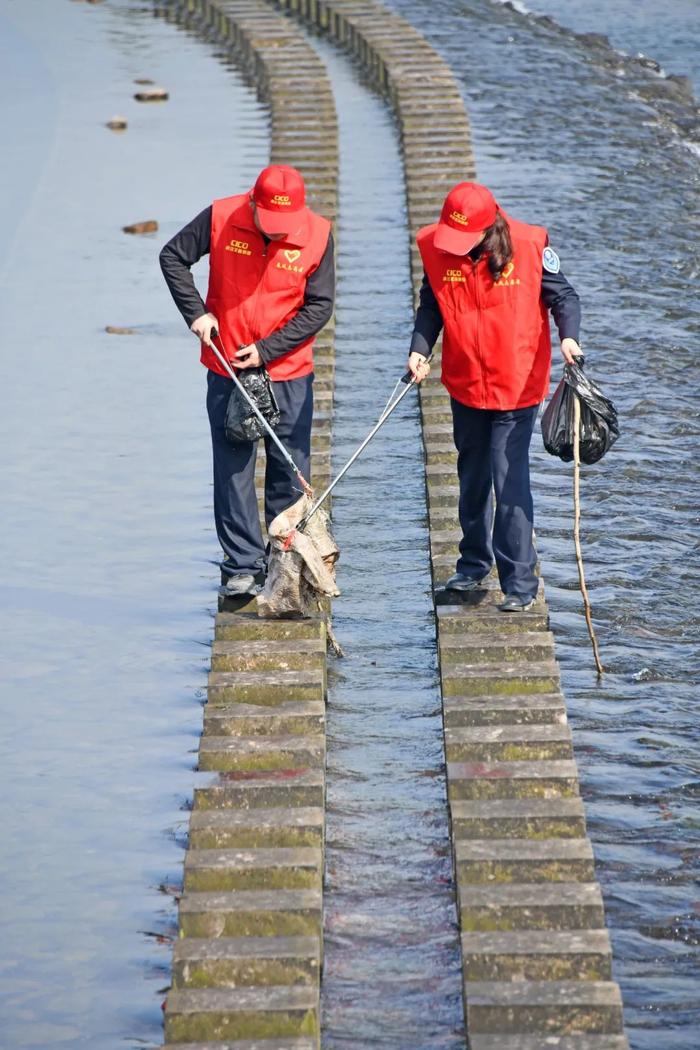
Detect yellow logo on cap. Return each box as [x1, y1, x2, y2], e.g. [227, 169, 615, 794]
[450, 210, 469, 226]
[272, 194, 292, 206]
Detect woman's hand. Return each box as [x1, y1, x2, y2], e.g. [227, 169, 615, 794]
[561, 338, 582, 365]
[408, 351, 431, 383]
[234, 343, 262, 369]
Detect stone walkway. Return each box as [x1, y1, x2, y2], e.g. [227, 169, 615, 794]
[158, 1, 336, 1045]
[159, 0, 629, 1047]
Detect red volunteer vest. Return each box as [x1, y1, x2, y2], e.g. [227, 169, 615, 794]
[202, 193, 331, 381]
[417, 214, 551, 410]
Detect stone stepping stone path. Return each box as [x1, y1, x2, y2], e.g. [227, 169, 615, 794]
[158, 1, 629, 1047]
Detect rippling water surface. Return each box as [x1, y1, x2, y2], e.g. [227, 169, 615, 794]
[0, 2, 267, 1045]
[2, 0, 699, 1047]
[308, 36, 465, 1050]
[385, 1, 700, 1046]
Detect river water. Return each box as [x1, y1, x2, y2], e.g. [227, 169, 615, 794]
[0, 1, 267, 1046]
[308, 37, 465, 1049]
[1, 0, 699, 1048]
[383, 1, 700, 1047]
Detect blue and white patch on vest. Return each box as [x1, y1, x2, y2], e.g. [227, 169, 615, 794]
[542, 247, 560, 274]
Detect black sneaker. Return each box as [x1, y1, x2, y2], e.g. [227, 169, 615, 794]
[445, 572, 488, 592]
[218, 573, 260, 599]
[498, 594, 535, 612]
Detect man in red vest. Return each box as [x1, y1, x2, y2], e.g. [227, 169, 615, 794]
[160, 165, 334, 598]
[407, 182, 582, 611]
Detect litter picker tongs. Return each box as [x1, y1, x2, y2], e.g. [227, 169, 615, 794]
[209, 330, 313, 496]
[208, 329, 430, 532]
[296, 353, 433, 532]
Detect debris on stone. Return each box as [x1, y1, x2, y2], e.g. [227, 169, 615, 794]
[134, 86, 169, 102]
[105, 325, 137, 335]
[122, 220, 158, 235]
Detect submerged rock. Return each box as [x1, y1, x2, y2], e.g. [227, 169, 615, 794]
[122, 220, 158, 234]
[106, 115, 127, 131]
[134, 86, 169, 102]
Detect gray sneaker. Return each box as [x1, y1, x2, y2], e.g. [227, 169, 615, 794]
[498, 594, 535, 612]
[218, 573, 260, 599]
[445, 572, 488, 592]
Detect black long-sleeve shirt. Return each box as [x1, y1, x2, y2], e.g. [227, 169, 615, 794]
[410, 251, 581, 359]
[159, 206, 335, 364]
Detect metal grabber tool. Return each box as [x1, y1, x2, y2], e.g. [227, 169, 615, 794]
[296, 353, 433, 533]
[208, 329, 313, 496]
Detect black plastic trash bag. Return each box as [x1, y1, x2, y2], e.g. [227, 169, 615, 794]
[225, 367, 281, 443]
[541, 357, 619, 464]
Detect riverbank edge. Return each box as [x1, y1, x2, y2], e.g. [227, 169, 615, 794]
[269, 2, 630, 1048]
[155, 2, 338, 1046]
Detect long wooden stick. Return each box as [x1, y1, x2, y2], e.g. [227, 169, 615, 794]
[573, 395, 604, 675]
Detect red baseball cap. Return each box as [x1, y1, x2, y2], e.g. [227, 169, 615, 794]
[252, 164, 308, 238]
[433, 182, 499, 255]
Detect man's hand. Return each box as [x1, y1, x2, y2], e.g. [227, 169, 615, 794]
[234, 344, 262, 369]
[191, 312, 219, 347]
[561, 338, 582, 365]
[408, 351, 431, 383]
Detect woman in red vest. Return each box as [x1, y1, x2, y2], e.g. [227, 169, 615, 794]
[408, 182, 582, 611]
[160, 165, 334, 599]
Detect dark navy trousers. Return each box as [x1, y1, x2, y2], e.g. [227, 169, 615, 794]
[451, 399, 540, 600]
[206, 369, 313, 578]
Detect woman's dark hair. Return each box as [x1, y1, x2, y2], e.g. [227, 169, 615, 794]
[481, 211, 513, 280]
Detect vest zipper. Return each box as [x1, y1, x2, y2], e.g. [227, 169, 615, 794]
[250, 235, 269, 345]
[471, 258, 486, 408]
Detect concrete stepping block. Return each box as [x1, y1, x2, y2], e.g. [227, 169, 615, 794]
[434, 579, 546, 611]
[214, 615, 325, 644]
[448, 760, 580, 801]
[465, 980, 624, 1035]
[194, 770, 325, 811]
[445, 724, 573, 763]
[179, 889, 322, 940]
[198, 735, 325, 774]
[439, 632, 555, 665]
[459, 882, 605, 932]
[432, 551, 542, 580]
[164, 986, 318, 1043]
[203, 702, 325, 738]
[441, 661, 561, 697]
[163, 1041, 317, 1050]
[437, 606, 550, 636]
[184, 847, 322, 892]
[456, 838, 595, 884]
[443, 694, 567, 728]
[207, 670, 325, 706]
[469, 1037, 630, 1050]
[189, 807, 324, 850]
[219, 593, 259, 615]
[461, 929, 613, 981]
[172, 935, 320, 989]
[424, 482, 463, 508]
[210, 641, 326, 675]
[451, 798, 586, 840]
[425, 448, 458, 468]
